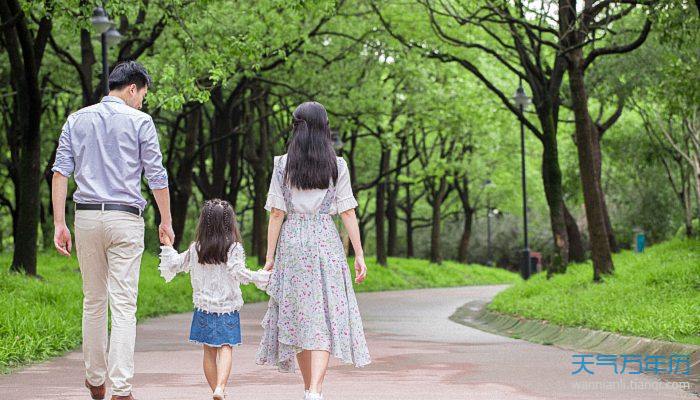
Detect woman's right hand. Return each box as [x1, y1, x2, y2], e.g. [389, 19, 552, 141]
[263, 259, 274, 271]
[354, 255, 367, 283]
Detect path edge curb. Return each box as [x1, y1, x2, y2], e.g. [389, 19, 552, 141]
[449, 300, 699, 393]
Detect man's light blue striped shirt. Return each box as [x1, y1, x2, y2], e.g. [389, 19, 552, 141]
[52, 96, 168, 210]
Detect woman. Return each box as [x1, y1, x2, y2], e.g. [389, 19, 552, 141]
[256, 101, 371, 400]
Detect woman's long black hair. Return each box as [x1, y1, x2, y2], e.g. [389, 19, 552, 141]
[285, 101, 338, 190]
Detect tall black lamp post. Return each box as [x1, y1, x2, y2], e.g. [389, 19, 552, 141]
[91, 6, 123, 96]
[513, 79, 532, 279]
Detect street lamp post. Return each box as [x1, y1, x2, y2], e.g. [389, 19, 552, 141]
[91, 6, 122, 96]
[513, 78, 532, 279]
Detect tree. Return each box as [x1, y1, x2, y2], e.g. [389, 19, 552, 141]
[558, 0, 656, 279]
[0, 0, 53, 275]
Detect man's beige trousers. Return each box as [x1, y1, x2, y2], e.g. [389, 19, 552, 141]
[74, 210, 145, 397]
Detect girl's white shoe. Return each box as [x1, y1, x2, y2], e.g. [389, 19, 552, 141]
[306, 391, 323, 400]
[213, 386, 225, 400]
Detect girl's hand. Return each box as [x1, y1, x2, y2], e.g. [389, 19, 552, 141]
[354, 255, 367, 283]
[263, 259, 274, 271]
[162, 235, 173, 247]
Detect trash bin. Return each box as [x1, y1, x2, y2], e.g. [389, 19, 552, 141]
[530, 252, 542, 274]
[520, 250, 541, 279]
[633, 229, 646, 253]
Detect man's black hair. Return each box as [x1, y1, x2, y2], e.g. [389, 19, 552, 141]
[108, 61, 152, 91]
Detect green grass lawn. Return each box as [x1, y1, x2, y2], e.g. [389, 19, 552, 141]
[0, 251, 518, 372]
[488, 238, 700, 345]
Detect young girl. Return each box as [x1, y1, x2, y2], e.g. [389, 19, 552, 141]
[159, 199, 270, 400]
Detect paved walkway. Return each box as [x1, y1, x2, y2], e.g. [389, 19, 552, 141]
[0, 285, 694, 399]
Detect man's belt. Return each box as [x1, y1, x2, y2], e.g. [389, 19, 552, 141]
[75, 203, 142, 217]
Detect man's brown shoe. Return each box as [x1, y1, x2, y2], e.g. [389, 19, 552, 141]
[110, 396, 135, 400]
[84, 380, 105, 400]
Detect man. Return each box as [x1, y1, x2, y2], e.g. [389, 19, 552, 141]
[51, 61, 174, 400]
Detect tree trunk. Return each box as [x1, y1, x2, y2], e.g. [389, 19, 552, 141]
[79, 28, 97, 106]
[226, 106, 242, 210]
[250, 93, 271, 265]
[691, 143, 700, 220]
[541, 131, 570, 273]
[682, 181, 694, 236]
[386, 188, 397, 256]
[695, 171, 700, 221]
[387, 144, 405, 257]
[403, 162, 415, 257]
[601, 196, 618, 251]
[172, 106, 200, 249]
[386, 173, 398, 257]
[374, 147, 390, 266]
[457, 210, 473, 264]
[430, 197, 443, 264]
[455, 177, 473, 264]
[11, 109, 41, 275]
[429, 177, 448, 264]
[252, 166, 268, 265]
[210, 87, 232, 198]
[405, 208, 414, 257]
[39, 203, 52, 250]
[404, 186, 415, 258]
[566, 51, 614, 280]
[564, 204, 586, 262]
[592, 131, 619, 252]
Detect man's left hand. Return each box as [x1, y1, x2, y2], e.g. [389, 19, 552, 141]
[54, 223, 72, 256]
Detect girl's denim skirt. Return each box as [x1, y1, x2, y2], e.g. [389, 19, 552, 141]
[189, 309, 242, 347]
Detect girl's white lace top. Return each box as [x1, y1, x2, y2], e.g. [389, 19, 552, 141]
[158, 242, 270, 314]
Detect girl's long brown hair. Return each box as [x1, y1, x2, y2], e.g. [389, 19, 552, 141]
[195, 199, 242, 264]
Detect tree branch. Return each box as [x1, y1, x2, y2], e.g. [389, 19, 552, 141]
[371, 1, 543, 140]
[583, 18, 652, 69]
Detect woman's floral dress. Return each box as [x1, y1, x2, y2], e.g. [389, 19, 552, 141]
[255, 155, 371, 373]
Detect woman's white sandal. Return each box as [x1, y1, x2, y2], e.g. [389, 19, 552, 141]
[213, 387, 225, 400]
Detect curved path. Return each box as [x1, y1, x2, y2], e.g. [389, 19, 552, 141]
[0, 285, 694, 399]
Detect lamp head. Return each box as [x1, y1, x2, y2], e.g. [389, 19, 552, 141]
[91, 7, 112, 34]
[104, 27, 123, 47]
[513, 85, 531, 108]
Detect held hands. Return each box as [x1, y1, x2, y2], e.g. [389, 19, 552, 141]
[354, 255, 367, 284]
[161, 234, 173, 247]
[159, 222, 175, 246]
[54, 223, 72, 256]
[263, 258, 274, 272]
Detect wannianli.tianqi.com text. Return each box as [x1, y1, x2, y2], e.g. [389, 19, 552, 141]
[571, 380, 691, 391]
